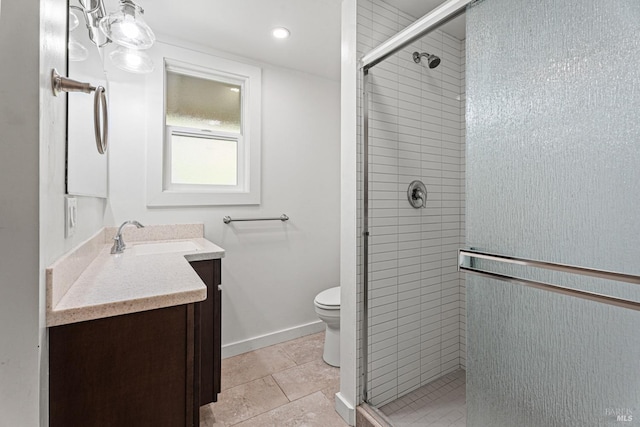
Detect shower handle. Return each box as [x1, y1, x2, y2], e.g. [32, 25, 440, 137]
[412, 188, 427, 208]
[407, 180, 427, 208]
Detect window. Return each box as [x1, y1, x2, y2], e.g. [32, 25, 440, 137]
[146, 42, 261, 206]
[165, 67, 242, 190]
[169, 133, 238, 186]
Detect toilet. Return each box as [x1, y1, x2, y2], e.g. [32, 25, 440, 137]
[314, 286, 341, 367]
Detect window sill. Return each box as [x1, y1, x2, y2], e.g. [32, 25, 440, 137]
[146, 189, 260, 207]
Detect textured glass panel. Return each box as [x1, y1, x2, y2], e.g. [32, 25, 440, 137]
[166, 71, 241, 133]
[466, 0, 640, 426]
[170, 134, 237, 186]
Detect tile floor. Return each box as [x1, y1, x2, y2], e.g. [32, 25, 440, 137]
[199, 332, 349, 427]
[379, 369, 466, 427]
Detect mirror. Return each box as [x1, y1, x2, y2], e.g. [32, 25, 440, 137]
[67, 1, 108, 198]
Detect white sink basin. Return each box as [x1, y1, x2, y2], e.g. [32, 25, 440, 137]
[130, 241, 201, 256]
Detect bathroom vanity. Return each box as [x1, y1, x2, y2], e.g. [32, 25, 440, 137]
[46, 224, 223, 427]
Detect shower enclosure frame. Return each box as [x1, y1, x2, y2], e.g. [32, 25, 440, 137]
[359, 0, 474, 403]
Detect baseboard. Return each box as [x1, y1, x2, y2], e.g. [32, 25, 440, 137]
[335, 392, 356, 426]
[221, 320, 325, 358]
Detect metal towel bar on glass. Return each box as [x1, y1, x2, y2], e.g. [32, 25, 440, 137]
[223, 214, 289, 224]
[458, 249, 640, 311]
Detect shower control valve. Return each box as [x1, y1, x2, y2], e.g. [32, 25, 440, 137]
[407, 180, 427, 209]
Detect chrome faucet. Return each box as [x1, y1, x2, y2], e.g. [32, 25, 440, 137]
[111, 220, 144, 254]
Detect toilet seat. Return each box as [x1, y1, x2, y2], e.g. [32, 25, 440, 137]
[314, 286, 340, 309]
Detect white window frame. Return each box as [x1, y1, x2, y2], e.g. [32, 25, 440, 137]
[146, 42, 261, 206]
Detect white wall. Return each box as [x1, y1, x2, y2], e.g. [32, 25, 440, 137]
[105, 39, 341, 355]
[337, 0, 359, 424]
[0, 1, 41, 425]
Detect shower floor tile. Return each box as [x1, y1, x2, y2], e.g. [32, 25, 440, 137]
[379, 369, 466, 427]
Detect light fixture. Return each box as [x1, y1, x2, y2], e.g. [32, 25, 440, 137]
[69, 39, 89, 62]
[230, 87, 240, 93]
[68, 11, 87, 62]
[99, 0, 155, 50]
[69, 10, 80, 31]
[109, 46, 154, 74]
[70, 0, 156, 73]
[272, 27, 290, 39]
[71, 0, 110, 48]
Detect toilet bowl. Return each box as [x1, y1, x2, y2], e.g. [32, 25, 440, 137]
[314, 286, 340, 367]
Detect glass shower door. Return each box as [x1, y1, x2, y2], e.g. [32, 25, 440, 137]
[465, 0, 640, 426]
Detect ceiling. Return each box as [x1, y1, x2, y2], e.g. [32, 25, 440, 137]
[139, 0, 463, 81]
[386, 0, 466, 40]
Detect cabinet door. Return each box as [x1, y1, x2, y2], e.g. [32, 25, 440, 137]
[50, 304, 198, 427]
[190, 259, 222, 405]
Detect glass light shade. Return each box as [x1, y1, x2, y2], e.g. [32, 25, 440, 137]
[69, 39, 89, 62]
[109, 46, 154, 73]
[99, 0, 155, 50]
[69, 11, 79, 31]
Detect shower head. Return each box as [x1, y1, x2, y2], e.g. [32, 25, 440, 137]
[412, 51, 441, 69]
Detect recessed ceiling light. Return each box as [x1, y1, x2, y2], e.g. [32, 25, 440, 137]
[272, 27, 290, 39]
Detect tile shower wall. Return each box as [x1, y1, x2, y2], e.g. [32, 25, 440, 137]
[356, 0, 466, 407]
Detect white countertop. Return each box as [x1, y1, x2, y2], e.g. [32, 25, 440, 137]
[46, 225, 225, 327]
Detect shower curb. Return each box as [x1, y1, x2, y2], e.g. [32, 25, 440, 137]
[356, 403, 392, 427]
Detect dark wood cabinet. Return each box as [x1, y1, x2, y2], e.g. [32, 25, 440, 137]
[190, 258, 222, 404]
[49, 304, 200, 427]
[49, 257, 222, 426]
